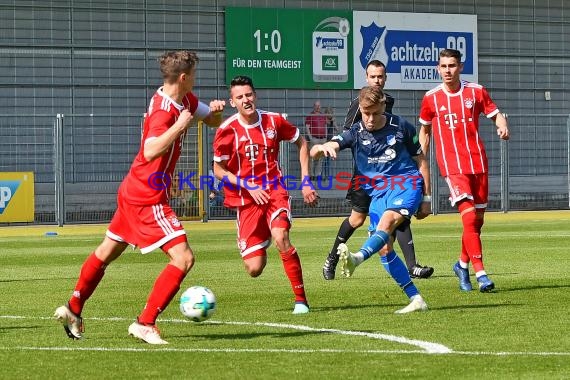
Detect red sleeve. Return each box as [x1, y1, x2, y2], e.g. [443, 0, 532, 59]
[145, 110, 174, 140]
[480, 87, 499, 116]
[212, 125, 235, 162]
[276, 114, 299, 142]
[418, 94, 434, 125]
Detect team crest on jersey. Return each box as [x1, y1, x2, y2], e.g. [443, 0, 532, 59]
[393, 198, 404, 206]
[464, 98, 474, 109]
[238, 239, 247, 251]
[387, 135, 396, 146]
[170, 216, 181, 227]
[266, 128, 276, 139]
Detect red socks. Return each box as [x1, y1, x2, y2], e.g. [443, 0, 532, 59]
[68, 253, 107, 316]
[459, 205, 485, 273]
[279, 247, 307, 304]
[138, 264, 186, 326]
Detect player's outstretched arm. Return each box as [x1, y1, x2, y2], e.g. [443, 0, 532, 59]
[295, 135, 318, 206]
[418, 124, 431, 156]
[309, 141, 340, 160]
[493, 112, 510, 141]
[413, 152, 432, 220]
[213, 160, 270, 205]
[144, 109, 193, 161]
[202, 100, 226, 127]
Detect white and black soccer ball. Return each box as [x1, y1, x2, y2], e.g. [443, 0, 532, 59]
[179, 286, 216, 322]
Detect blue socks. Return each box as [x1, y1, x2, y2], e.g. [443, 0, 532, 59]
[381, 250, 418, 298]
[359, 230, 390, 260]
[359, 231, 420, 299]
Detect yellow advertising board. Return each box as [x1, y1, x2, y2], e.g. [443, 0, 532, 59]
[0, 172, 34, 223]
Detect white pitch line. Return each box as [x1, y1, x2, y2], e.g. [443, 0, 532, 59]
[0, 346, 427, 354]
[0, 346, 569, 356]
[4, 315, 570, 356]
[215, 320, 451, 354]
[1, 314, 450, 354]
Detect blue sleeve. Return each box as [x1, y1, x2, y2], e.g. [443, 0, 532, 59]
[331, 127, 356, 151]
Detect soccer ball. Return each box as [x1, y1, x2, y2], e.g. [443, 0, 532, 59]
[179, 286, 216, 322]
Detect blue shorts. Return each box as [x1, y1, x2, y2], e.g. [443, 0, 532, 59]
[368, 176, 423, 232]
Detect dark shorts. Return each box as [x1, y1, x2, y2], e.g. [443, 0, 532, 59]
[345, 175, 371, 214]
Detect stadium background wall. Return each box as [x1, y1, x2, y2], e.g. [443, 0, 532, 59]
[0, 0, 568, 224]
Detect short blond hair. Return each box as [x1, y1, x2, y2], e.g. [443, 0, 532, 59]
[358, 86, 386, 109]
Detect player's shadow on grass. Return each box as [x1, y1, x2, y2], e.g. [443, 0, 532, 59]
[306, 303, 414, 312]
[171, 331, 318, 340]
[0, 277, 76, 283]
[434, 272, 520, 279]
[496, 284, 570, 293]
[0, 325, 43, 332]
[297, 301, 526, 313]
[433, 302, 523, 311]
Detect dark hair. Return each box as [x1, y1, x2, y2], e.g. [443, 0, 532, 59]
[439, 49, 462, 62]
[158, 51, 199, 83]
[365, 59, 386, 71]
[230, 75, 256, 92]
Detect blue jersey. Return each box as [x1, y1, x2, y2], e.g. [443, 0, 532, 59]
[332, 113, 422, 197]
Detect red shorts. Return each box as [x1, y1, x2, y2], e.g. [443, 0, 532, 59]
[107, 194, 187, 254]
[235, 187, 292, 260]
[445, 173, 488, 208]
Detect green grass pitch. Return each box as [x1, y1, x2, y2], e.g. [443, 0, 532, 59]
[1, 211, 569, 379]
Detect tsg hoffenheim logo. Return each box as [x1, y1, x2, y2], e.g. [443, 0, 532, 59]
[359, 22, 387, 69]
[0, 181, 20, 215]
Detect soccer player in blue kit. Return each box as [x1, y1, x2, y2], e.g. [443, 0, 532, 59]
[310, 86, 431, 313]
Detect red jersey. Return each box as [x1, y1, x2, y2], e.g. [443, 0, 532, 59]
[213, 110, 300, 207]
[419, 81, 500, 176]
[119, 87, 210, 205]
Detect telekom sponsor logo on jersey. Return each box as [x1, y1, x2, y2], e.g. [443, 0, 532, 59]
[147, 172, 422, 192]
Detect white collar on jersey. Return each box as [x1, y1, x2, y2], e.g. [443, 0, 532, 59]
[237, 110, 261, 128]
[157, 86, 185, 111]
[440, 81, 465, 97]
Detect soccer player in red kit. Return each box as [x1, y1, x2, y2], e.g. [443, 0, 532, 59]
[212, 75, 319, 314]
[419, 48, 510, 292]
[54, 51, 226, 344]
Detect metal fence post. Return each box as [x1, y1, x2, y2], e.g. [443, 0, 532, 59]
[54, 114, 65, 226]
[429, 135, 439, 215]
[280, 113, 291, 188]
[567, 115, 570, 209]
[500, 113, 510, 213]
[500, 139, 509, 213]
[199, 120, 208, 223]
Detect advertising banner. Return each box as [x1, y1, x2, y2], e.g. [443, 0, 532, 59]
[225, 7, 477, 90]
[225, 7, 353, 89]
[0, 172, 34, 223]
[353, 11, 477, 90]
